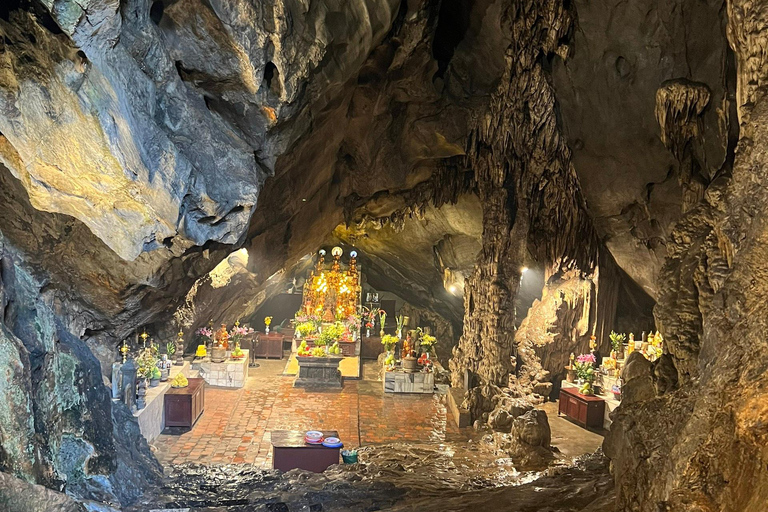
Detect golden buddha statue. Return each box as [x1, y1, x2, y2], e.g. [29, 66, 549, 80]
[215, 323, 229, 349]
[402, 336, 412, 359]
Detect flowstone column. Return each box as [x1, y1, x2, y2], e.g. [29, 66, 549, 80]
[449, 0, 600, 421]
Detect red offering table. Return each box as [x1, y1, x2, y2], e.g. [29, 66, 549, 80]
[271, 430, 341, 473]
[558, 386, 605, 428]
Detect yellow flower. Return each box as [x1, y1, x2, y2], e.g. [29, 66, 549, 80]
[265, 316, 273, 326]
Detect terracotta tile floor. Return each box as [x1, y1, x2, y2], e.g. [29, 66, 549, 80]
[153, 360, 464, 468]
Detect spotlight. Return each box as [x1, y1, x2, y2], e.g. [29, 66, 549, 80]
[350, 250, 358, 258]
[521, 267, 529, 273]
[449, 285, 457, 294]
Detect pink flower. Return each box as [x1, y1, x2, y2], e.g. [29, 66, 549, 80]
[196, 327, 213, 338]
[576, 353, 596, 364]
[232, 326, 254, 336]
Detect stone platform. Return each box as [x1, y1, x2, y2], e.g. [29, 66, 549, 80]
[133, 361, 197, 443]
[197, 350, 249, 388]
[383, 370, 434, 394]
[294, 356, 343, 387]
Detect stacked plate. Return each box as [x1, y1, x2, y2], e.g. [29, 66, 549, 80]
[305, 430, 324, 444]
[322, 436, 343, 448]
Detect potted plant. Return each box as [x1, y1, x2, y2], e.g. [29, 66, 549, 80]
[136, 347, 158, 388]
[609, 331, 626, 360]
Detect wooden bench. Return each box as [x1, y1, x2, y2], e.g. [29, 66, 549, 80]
[271, 430, 341, 472]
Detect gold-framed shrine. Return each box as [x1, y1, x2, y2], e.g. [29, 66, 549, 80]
[301, 247, 362, 322]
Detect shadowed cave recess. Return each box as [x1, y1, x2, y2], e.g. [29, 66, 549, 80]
[0, 0, 767, 511]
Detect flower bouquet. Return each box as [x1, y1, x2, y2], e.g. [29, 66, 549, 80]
[574, 353, 596, 395]
[381, 334, 398, 353]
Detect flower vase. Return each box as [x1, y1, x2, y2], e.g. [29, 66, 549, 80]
[380, 330, 385, 338]
[265, 326, 270, 334]
[397, 329, 402, 339]
[366, 328, 370, 338]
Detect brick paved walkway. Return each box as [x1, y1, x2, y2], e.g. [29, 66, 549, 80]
[153, 360, 464, 468]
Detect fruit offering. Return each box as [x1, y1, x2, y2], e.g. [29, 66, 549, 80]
[329, 341, 341, 355]
[171, 373, 188, 388]
[312, 347, 325, 357]
[231, 343, 244, 359]
[297, 340, 312, 356]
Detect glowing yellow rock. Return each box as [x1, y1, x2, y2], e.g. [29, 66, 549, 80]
[171, 373, 188, 388]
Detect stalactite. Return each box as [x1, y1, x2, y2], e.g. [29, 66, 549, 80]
[449, 0, 601, 420]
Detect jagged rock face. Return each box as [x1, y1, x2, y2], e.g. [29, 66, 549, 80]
[0, 233, 161, 506]
[604, 1, 768, 510]
[551, 0, 732, 299]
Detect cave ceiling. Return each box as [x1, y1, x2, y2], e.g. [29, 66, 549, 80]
[0, 0, 728, 342]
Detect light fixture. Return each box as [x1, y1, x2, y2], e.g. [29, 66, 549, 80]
[350, 250, 358, 258]
[521, 266, 529, 273]
[449, 285, 457, 294]
[331, 246, 343, 258]
[319, 249, 326, 256]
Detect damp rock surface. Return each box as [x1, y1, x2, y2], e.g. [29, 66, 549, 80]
[132, 447, 613, 512]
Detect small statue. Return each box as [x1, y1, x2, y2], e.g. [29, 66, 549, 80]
[402, 335, 412, 359]
[569, 352, 575, 369]
[215, 323, 229, 349]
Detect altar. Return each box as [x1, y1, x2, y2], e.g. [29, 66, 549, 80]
[287, 247, 363, 385]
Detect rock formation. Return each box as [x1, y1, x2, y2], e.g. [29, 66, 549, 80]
[0, 0, 767, 510]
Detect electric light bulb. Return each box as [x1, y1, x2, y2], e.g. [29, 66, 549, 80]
[449, 285, 457, 293]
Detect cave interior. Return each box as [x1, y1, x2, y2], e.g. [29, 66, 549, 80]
[1, 0, 768, 511]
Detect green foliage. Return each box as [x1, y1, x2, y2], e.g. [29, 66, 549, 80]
[316, 322, 345, 346]
[166, 342, 176, 356]
[151, 366, 161, 380]
[136, 347, 159, 379]
[609, 331, 626, 352]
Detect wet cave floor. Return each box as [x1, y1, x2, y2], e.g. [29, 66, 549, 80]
[138, 360, 613, 511]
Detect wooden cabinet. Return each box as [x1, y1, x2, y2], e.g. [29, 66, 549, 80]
[558, 386, 605, 428]
[164, 378, 205, 428]
[254, 333, 284, 359]
[361, 336, 382, 360]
